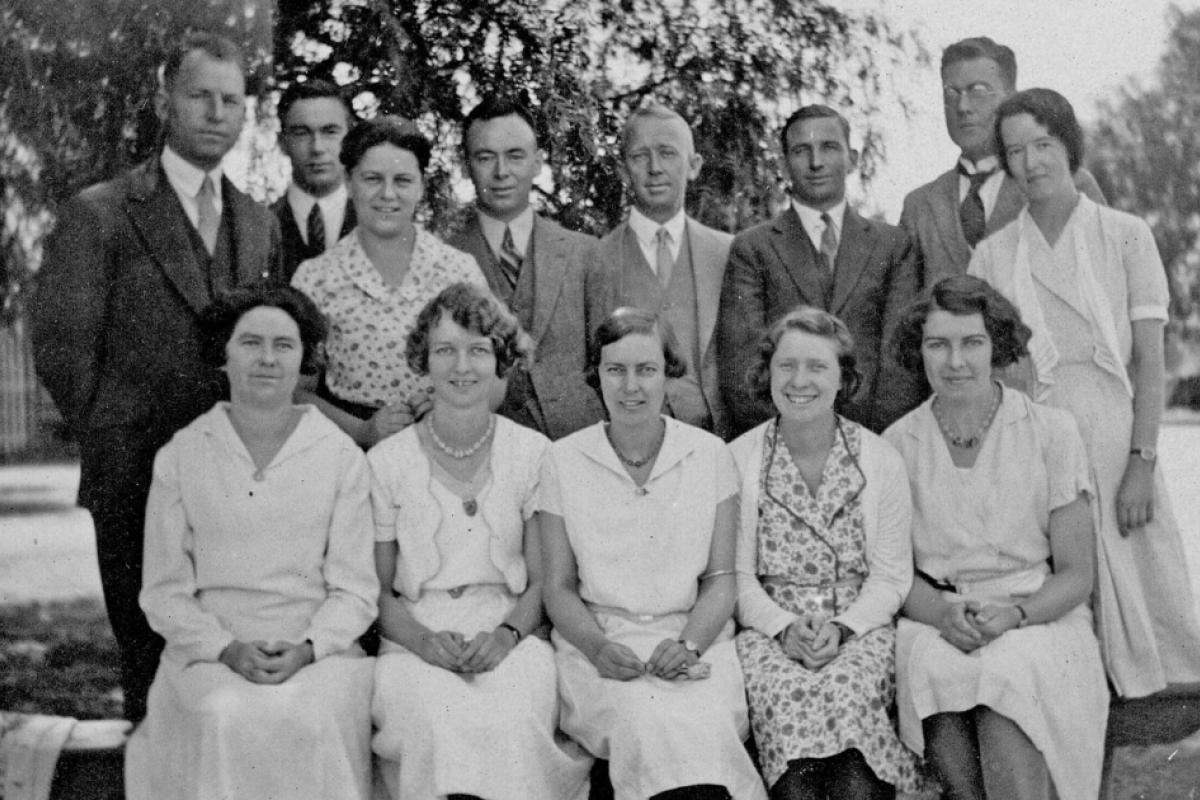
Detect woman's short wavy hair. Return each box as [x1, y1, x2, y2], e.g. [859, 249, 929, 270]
[405, 283, 532, 378]
[340, 115, 431, 174]
[746, 306, 861, 406]
[995, 87, 1084, 177]
[584, 307, 688, 395]
[890, 275, 1032, 375]
[200, 282, 328, 375]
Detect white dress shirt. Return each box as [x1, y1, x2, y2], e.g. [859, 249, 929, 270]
[478, 205, 534, 262]
[791, 198, 846, 256]
[628, 207, 686, 273]
[160, 146, 223, 229]
[286, 183, 349, 252]
[956, 155, 1004, 221]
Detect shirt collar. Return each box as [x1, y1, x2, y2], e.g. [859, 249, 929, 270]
[161, 145, 224, 203]
[957, 154, 1000, 176]
[287, 182, 348, 220]
[791, 198, 846, 239]
[628, 206, 687, 247]
[477, 205, 535, 258]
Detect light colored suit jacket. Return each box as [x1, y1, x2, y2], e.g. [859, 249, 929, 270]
[591, 216, 733, 437]
[448, 211, 604, 440]
[900, 167, 1107, 289]
[717, 205, 923, 437]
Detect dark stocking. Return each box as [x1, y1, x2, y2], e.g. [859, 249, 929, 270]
[769, 758, 826, 800]
[923, 712, 985, 800]
[825, 749, 893, 800]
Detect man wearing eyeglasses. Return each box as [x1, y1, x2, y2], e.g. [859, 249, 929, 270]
[900, 37, 1105, 288]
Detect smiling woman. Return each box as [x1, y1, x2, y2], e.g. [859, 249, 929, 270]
[291, 117, 490, 448]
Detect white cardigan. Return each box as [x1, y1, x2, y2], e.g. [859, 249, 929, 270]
[368, 415, 549, 602]
[730, 419, 914, 638]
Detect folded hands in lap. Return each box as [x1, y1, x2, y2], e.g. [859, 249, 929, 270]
[219, 639, 314, 684]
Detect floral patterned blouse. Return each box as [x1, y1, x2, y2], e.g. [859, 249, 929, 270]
[292, 228, 488, 408]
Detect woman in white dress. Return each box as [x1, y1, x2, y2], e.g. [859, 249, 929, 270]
[969, 87, 1200, 698]
[540, 307, 767, 800]
[884, 276, 1108, 800]
[731, 307, 919, 799]
[125, 283, 379, 800]
[369, 283, 591, 800]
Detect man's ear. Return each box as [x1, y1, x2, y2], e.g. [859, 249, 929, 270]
[686, 151, 703, 181]
[154, 83, 170, 124]
[847, 147, 860, 173]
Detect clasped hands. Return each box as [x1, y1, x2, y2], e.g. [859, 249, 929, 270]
[219, 639, 314, 684]
[593, 638, 699, 682]
[778, 616, 843, 670]
[936, 600, 1023, 652]
[417, 627, 516, 674]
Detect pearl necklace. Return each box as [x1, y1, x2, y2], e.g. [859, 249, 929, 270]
[426, 414, 494, 459]
[933, 383, 1001, 449]
[605, 422, 665, 468]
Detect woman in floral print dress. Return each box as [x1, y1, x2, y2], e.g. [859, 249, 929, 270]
[731, 307, 919, 799]
[292, 117, 489, 447]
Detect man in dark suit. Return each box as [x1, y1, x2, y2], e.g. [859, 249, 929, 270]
[30, 32, 282, 722]
[589, 99, 734, 436]
[900, 36, 1106, 288]
[717, 105, 921, 437]
[447, 95, 604, 439]
[272, 79, 355, 280]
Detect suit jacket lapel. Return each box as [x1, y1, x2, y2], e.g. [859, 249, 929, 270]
[988, 176, 1027, 235]
[687, 219, 722, 358]
[124, 159, 211, 315]
[930, 169, 972, 265]
[829, 208, 873, 315]
[225, 178, 270, 284]
[529, 216, 568, 346]
[770, 207, 829, 307]
[340, 199, 357, 239]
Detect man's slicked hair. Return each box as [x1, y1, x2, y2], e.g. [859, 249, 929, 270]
[779, 104, 851, 153]
[941, 37, 1017, 90]
[162, 31, 244, 89]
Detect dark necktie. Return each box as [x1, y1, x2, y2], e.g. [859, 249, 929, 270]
[958, 163, 995, 248]
[819, 212, 838, 272]
[196, 176, 219, 256]
[499, 225, 523, 288]
[307, 202, 326, 255]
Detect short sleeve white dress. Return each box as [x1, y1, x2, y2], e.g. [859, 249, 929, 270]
[884, 390, 1109, 800]
[538, 418, 767, 800]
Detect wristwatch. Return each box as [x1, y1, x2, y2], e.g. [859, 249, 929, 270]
[1130, 446, 1158, 465]
[679, 639, 702, 658]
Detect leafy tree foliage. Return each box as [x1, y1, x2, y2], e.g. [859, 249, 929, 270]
[274, 0, 923, 237]
[1090, 4, 1200, 330]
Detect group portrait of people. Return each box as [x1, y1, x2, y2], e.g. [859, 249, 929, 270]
[26, 26, 1200, 800]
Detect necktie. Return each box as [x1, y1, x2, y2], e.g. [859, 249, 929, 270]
[958, 164, 995, 248]
[819, 212, 838, 272]
[655, 227, 674, 288]
[499, 225, 523, 288]
[306, 202, 325, 254]
[196, 175, 219, 256]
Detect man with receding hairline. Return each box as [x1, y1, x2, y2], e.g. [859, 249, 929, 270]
[448, 94, 605, 439]
[273, 78, 356, 280]
[717, 105, 921, 438]
[590, 99, 734, 436]
[30, 31, 282, 722]
[901, 36, 1106, 288]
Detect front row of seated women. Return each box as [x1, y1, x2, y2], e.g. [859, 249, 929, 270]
[127, 274, 1107, 800]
